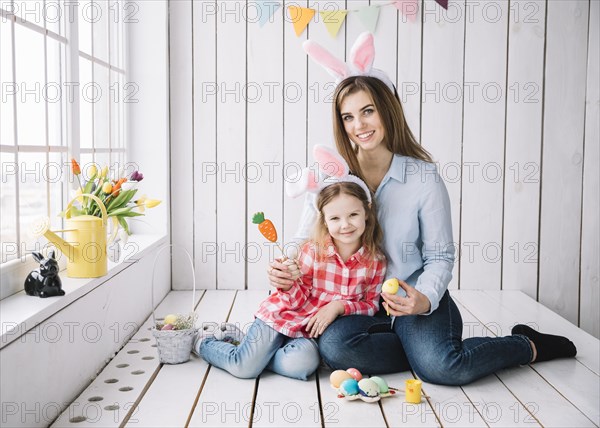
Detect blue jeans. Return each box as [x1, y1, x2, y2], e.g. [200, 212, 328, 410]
[319, 291, 533, 386]
[200, 318, 320, 381]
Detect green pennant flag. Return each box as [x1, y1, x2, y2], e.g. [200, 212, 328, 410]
[356, 5, 380, 33]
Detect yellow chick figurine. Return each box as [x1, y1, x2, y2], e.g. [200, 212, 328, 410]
[382, 278, 400, 315]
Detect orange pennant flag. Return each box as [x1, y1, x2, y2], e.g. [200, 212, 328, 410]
[288, 5, 315, 37]
[319, 10, 348, 38]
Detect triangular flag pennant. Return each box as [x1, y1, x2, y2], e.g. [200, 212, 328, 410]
[288, 6, 315, 37]
[255, 1, 281, 28]
[319, 10, 348, 38]
[435, 0, 449, 9]
[356, 5, 380, 33]
[394, 0, 418, 23]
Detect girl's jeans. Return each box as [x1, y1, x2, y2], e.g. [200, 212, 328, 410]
[318, 291, 533, 386]
[200, 318, 320, 381]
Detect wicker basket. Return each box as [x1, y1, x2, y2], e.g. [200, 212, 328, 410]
[150, 244, 197, 364]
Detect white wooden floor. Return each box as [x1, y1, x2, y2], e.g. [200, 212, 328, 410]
[52, 290, 599, 428]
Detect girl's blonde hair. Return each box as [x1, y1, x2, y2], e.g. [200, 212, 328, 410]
[313, 182, 383, 261]
[332, 76, 433, 191]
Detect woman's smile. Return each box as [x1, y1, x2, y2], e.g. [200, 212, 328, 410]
[356, 130, 375, 141]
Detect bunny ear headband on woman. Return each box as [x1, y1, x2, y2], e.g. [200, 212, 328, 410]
[286, 144, 372, 206]
[303, 31, 395, 93]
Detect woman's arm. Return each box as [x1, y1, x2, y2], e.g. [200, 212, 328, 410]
[381, 162, 454, 316]
[414, 165, 455, 314]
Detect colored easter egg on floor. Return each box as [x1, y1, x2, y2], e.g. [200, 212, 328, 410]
[339, 378, 359, 396]
[358, 379, 380, 397]
[346, 368, 362, 381]
[330, 370, 353, 388]
[369, 376, 389, 394]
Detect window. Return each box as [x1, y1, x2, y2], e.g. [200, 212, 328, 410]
[0, 1, 127, 275]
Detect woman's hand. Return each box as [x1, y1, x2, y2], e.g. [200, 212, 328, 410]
[306, 301, 345, 338]
[267, 258, 299, 291]
[381, 280, 431, 316]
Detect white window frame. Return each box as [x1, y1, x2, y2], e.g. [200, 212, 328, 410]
[0, 0, 128, 299]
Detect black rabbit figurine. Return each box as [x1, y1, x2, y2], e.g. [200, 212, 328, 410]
[24, 251, 65, 298]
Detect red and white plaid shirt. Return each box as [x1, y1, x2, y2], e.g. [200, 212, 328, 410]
[255, 241, 386, 338]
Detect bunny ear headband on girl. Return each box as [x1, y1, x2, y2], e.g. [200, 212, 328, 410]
[303, 31, 395, 93]
[286, 144, 372, 206]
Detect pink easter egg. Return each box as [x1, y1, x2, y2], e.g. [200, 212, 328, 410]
[346, 368, 362, 381]
[161, 324, 174, 331]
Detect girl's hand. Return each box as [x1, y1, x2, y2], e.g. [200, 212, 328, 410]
[267, 258, 296, 291]
[306, 301, 345, 338]
[283, 259, 301, 281]
[381, 280, 431, 316]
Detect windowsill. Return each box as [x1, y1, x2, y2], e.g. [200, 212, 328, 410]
[0, 234, 168, 350]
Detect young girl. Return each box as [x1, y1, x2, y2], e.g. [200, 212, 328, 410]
[194, 150, 386, 381]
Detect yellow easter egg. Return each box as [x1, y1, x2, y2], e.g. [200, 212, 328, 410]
[382, 278, 399, 294]
[164, 314, 178, 325]
[330, 370, 353, 388]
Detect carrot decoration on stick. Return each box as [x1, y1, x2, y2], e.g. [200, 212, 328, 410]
[252, 212, 285, 256]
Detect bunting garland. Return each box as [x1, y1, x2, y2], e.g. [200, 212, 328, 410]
[248, 1, 450, 37]
[288, 5, 315, 37]
[393, 0, 418, 23]
[436, 0, 449, 9]
[319, 10, 348, 38]
[255, 0, 281, 28]
[356, 5, 381, 34]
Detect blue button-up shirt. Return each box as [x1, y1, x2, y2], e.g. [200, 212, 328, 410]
[291, 155, 455, 315]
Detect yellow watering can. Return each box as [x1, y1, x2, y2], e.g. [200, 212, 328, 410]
[31, 194, 110, 278]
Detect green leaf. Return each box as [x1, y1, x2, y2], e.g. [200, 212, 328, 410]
[109, 207, 144, 217]
[93, 180, 105, 196]
[252, 212, 265, 224]
[63, 206, 85, 218]
[117, 216, 130, 235]
[107, 189, 137, 211]
[83, 179, 95, 195]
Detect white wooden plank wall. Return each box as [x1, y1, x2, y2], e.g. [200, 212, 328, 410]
[502, 0, 545, 299]
[169, 0, 599, 338]
[460, 0, 508, 291]
[538, 0, 589, 326]
[282, 1, 308, 248]
[420, 0, 465, 290]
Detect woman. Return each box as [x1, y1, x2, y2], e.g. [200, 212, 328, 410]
[268, 75, 577, 386]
